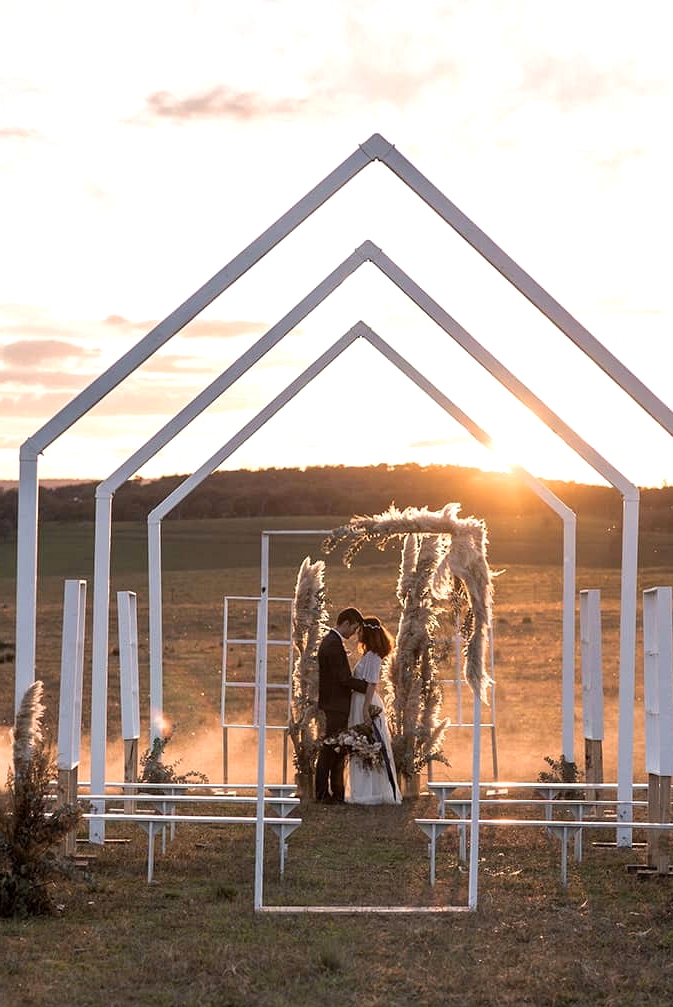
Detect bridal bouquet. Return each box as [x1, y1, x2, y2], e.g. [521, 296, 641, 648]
[324, 718, 384, 770]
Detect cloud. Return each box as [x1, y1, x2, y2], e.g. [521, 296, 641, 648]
[409, 435, 473, 450]
[103, 315, 267, 339]
[135, 86, 308, 124]
[0, 381, 250, 420]
[316, 11, 459, 108]
[0, 126, 43, 141]
[518, 54, 667, 112]
[0, 389, 98, 418]
[0, 339, 99, 368]
[141, 354, 221, 375]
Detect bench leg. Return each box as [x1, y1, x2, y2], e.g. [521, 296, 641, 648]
[560, 827, 569, 887]
[147, 822, 159, 884]
[459, 824, 467, 863]
[429, 830, 437, 887]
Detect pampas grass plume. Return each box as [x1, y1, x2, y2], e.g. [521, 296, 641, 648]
[11, 680, 45, 783]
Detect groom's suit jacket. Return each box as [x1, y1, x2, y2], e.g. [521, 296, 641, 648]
[317, 629, 367, 715]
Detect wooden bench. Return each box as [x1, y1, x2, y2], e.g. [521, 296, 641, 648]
[416, 814, 665, 888]
[80, 790, 301, 883]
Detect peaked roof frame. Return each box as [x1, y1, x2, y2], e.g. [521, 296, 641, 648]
[143, 320, 577, 914]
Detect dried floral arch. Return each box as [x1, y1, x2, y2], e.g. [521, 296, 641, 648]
[288, 503, 494, 794]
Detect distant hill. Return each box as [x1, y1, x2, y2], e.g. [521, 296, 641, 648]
[0, 479, 94, 490]
[1, 463, 672, 568]
[1, 463, 672, 532]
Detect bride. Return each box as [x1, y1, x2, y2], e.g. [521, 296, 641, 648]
[345, 616, 402, 805]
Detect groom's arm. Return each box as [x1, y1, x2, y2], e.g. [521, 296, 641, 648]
[334, 647, 367, 693]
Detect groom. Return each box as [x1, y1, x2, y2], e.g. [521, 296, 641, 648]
[314, 607, 368, 803]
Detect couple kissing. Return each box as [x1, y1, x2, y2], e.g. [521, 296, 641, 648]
[314, 607, 401, 806]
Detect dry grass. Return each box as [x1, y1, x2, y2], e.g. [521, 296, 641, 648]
[2, 796, 673, 1006]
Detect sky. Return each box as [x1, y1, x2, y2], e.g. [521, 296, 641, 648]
[1, 0, 671, 490]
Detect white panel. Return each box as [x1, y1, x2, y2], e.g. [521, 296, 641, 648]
[643, 587, 673, 776]
[57, 579, 87, 770]
[118, 591, 141, 741]
[580, 590, 604, 740]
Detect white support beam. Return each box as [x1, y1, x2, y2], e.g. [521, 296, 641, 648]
[254, 533, 271, 912]
[89, 490, 113, 843]
[14, 447, 39, 711]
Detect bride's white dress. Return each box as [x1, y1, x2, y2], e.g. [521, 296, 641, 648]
[345, 650, 402, 805]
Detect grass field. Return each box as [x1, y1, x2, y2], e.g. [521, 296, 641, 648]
[1, 516, 673, 1006]
[2, 515, 671, 783]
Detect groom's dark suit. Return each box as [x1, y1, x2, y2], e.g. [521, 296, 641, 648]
[314, 628, 367, 802]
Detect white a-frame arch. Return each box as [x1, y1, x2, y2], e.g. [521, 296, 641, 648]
[16, 133, 673, 717]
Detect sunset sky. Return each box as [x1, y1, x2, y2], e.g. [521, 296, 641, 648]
[1, 0, 671, 490]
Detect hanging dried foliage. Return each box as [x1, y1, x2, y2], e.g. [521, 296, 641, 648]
[323, 503, 494, 700]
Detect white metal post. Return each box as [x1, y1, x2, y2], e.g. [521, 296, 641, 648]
[57, 579, 87, 771]
[254, 533, 271, 911]
[117, 591, 141, 744]
[468, 691, 481, 911]
[561, 515, 577, 762]
[616, 493, 640, 845]
[147, 518, 163, 745]
[580, 590, 604, 742]
[89, 489, 113, 843]
[14, 447, 39, 712]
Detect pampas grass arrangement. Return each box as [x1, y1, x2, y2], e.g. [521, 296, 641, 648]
[288, 556, 329, 793]
[0, 681, 82, 917]
[385, 534, 450, 783]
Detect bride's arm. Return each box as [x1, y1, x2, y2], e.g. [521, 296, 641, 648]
[361, 652, 380, 721]
[362, 681, 376, 720]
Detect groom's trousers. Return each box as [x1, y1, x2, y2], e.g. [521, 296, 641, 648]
[315, 709, 348, 801]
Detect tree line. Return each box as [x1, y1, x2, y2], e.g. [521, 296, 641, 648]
[1, 463, 672, 542]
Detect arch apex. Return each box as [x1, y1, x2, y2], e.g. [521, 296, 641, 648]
[359, 133, 395, 159]
[354, 239, 382, 260]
